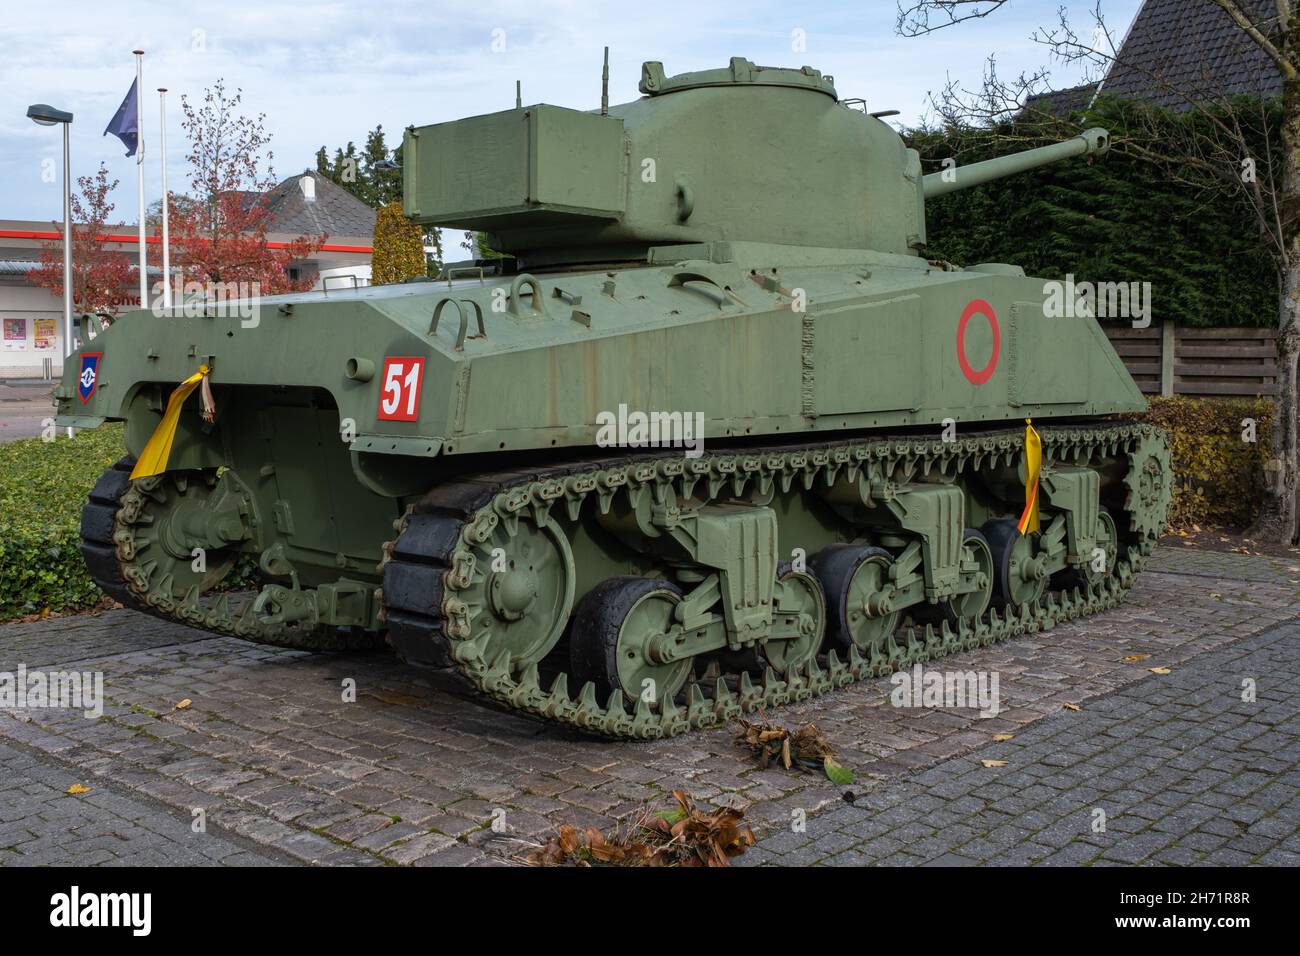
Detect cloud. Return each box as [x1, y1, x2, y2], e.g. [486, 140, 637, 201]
[1, 0, 1140, 222]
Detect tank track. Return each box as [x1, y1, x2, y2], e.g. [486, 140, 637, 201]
[377, 422, 1171, 739]
[78, 456, 382, 652]
[78, 424, 1170, 737]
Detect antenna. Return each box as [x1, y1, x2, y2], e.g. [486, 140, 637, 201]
[601, 47, 609, 116]
[516, 80, 522, 109]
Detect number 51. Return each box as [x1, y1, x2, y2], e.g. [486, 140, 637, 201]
[378, 357, 425, 421]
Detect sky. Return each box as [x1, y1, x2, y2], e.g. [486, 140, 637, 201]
[1, 0, 1143, 225]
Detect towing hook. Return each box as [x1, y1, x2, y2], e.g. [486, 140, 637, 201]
[252, 583, 317, 626]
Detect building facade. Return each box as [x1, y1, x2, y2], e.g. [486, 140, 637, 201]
[0, 171, 374, 379]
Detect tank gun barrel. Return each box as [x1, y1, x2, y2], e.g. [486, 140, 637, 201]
[922, 127, 1110, 199]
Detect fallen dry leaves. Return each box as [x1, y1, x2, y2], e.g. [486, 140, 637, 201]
[524, 790, 754, 867]
[733, 714, 853, 783]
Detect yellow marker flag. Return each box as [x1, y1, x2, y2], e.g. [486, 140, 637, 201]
[129, 365, 211, 480]
[1017, 418, 1042, 536]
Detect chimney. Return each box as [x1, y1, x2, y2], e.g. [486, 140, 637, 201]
[299, 174, 316, 202]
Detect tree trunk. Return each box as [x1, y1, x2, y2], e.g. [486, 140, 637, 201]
[1265, 24, 1300, 546]
[1264, 269, 1300, 545]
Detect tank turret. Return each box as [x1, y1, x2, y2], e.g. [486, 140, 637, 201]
[402, 57, 1109, 265]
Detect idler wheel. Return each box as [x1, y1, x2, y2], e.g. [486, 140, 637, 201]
[465, 512, 574, 667]
[810, 544, 900, 656]
[124, 471, 238, 598]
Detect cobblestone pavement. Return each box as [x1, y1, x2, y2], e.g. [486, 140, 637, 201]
[0, 740, 291, 866]
[1, 544, 1297, 866]
[740, 618, 1300, 866]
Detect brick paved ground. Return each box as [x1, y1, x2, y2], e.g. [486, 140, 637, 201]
[0, 740, 290, 866]
[1, 544, 1297, 866]
[739, 618, 1300, 866]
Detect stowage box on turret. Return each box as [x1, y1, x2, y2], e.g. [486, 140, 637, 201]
[58, 58, 1171, 738]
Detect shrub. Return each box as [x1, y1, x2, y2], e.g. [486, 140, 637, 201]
[370, 201, 426, 285]
[1141, 396, 1274, 530]
[0, 424, 125, 618]
[907, 97, 1279, 330]
[0, 424, 260, 622]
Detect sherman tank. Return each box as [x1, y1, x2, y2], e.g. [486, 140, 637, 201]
[58, 57, 1172, 738]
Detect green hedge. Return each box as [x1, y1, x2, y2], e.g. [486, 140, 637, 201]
[0, 424, 126, 619]
[907, 96, 1278, 329]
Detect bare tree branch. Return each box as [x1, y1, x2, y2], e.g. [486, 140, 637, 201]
[896, 0, 1008, 37]
[904, 2, 1289, 276]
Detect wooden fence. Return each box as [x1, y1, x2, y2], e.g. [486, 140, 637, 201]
[1103, 321, 1279, 398]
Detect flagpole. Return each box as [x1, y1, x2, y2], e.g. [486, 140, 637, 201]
[133, 49, 147, 311]
[158, 87, 171, 310]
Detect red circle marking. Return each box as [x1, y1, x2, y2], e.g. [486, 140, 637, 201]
[957, 299, 1000, 385]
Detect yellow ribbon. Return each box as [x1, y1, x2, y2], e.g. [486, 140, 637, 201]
[129, 365, 212, 480]
[1017, 418, 1042, 536]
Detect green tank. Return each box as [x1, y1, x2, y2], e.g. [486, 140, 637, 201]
[59, 57, 1171, 738]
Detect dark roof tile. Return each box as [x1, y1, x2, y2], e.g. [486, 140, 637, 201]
[1102, 0, 1280, 109]
[263, 172, 376, 241]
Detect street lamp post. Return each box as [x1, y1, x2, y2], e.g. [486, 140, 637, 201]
[27, 104, 75, 359]
[158, 87, 171, 310]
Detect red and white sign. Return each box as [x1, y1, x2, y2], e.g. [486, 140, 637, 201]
[378, 357, 425, 422]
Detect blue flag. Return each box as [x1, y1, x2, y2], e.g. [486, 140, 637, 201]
[104, 79, 139, 157]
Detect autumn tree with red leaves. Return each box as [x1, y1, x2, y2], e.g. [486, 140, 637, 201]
[29, 162, 137, 314]
[166, 80, 324, 296]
